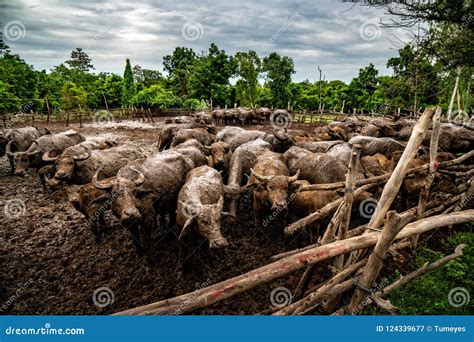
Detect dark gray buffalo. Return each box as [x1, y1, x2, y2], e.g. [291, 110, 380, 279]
[92, 150, 195, 254]
[45, 144, 143, 189]
[8, 130, 85, 179]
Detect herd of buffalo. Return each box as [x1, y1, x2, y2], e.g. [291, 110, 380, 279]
[1, 112, 473, 266]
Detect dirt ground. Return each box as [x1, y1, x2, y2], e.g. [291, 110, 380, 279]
[0, 118, 334, 315]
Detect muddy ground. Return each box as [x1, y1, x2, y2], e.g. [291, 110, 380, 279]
[0, 119, 336, 315]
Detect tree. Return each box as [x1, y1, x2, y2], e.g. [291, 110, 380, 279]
[387, 45, 439, 112]
[163, 47, 196, 98]
[133, 65, 163, 90]
[65, 48, 94, 72]
[0, 47, 38, 112]
[234, 51, 261, 107]
[188, 44, 235, 106]
[122, 59, 136, 108]
[261, 52, 295, 108]
[60, 82, 87, 110]
[132, 84, 181, 109]
[346, 63, 379, 112]
[370, 0, 473, 29]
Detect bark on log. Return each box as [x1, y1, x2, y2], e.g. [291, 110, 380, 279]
[348, 210, 416, 311]
[114, 210, 474, 315]
[413, 107, 442, 247]
[366, 108, 435, 231]
[274, 258, 368, 315]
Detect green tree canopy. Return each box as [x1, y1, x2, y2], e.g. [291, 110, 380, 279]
[122, 58, 136, 108]
[261, 52, 295, 108]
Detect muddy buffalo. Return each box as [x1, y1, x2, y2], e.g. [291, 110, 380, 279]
[92, 150, 195, 254]
[247, 151, 299, 228]
[177, 165, 229, 248]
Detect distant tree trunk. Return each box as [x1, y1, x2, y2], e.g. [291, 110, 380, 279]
[447, 66, 462, 121]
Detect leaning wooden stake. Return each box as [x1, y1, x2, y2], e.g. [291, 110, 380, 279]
[413, 107, 442, 247]
[114, 210, 474, 315]
[348, 210, 416, 311]
[366, 108, 435, 231]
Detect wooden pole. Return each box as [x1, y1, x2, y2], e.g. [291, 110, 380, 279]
[348, 210, 416, 311]
[113, 210, 474, 315]
[45, 97, 51, 124]
[447, 66, 462, 121]
[413, 107, 442, 247]
[102, 91, 109, 111]
[365, 108, 435, 231]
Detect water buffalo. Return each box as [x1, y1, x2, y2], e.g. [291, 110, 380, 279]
[177, 165, 229, 248]
[247, 151, 299, 228]
[3, 127, 47, 174]
[207, 141, 232, 173]
[158, 122, 206, 151]
[8, 130, 85, 178]
[173, 143, 210, 168]
[216, 126, 266, 149]
[170, 128, 215, 148]
[216, 126, 293, 152]
[225, 138, 273, 217]
[92, 150, 195, 254]
[67, 183, 110, 242]
[284, 146, 348, 184]
[348, 136, 406, 156]
[45, 145, 144, 189]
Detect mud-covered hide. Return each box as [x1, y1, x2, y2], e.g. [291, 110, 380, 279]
[284, 146, 348, 184]
[49, 145, 144, 186]
[216, 126, 266, 150]
[348, 136, 406, 157]
[177, 166, 228, 248]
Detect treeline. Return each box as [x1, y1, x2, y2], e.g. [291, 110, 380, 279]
[0, 41, 471, 115]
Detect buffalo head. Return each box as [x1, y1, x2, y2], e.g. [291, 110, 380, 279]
[249, 168, 300, 210]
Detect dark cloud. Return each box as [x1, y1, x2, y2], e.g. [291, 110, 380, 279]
[1, 0, 410, 82]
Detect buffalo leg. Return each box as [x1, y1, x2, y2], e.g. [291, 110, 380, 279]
[128, 222, 144, 256]
[8, 156, 14, 175]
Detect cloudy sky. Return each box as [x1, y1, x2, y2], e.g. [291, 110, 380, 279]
[1, 0, 412, 82]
